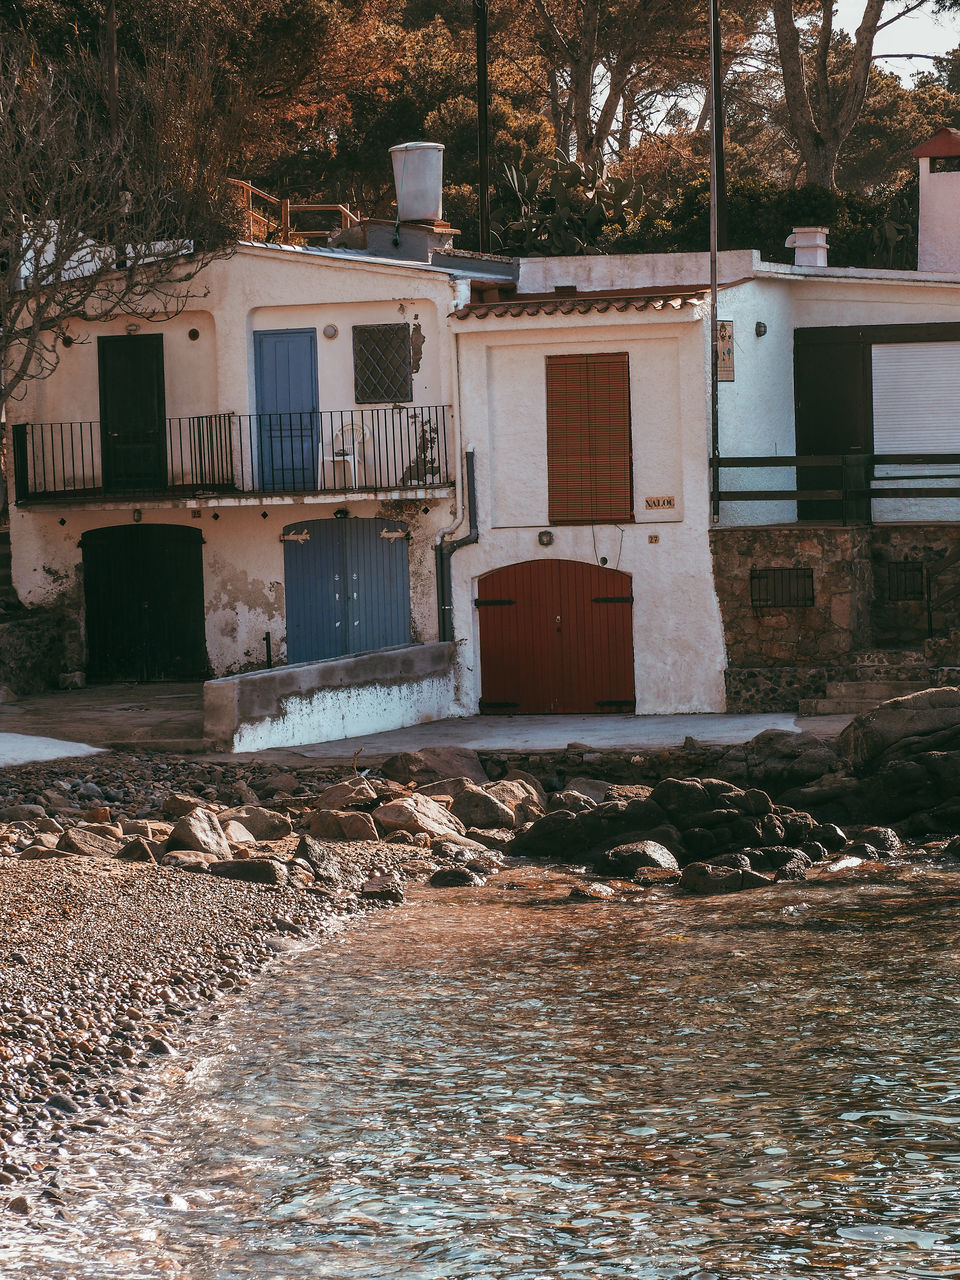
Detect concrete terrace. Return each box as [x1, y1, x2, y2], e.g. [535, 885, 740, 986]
[0, 682, 852, 766]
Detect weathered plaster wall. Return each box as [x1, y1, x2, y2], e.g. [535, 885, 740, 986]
[204, 641, 456, 750]
[452, 308, 729, 715]
[9, 498, 452, 678]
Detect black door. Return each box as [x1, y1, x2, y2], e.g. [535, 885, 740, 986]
[98, 335, 167, 492]
[795, 329, 871, 521]
[82, 525, 207, 680]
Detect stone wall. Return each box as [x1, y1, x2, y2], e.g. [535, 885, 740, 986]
[710, 525, 960, 711]
[0, 608, 71, 694]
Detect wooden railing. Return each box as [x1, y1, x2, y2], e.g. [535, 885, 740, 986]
[230, 179, 359, 246]
[711, 453, 960, 524]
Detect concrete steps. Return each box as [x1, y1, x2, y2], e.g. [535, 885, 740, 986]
[799, 676, 934, 716]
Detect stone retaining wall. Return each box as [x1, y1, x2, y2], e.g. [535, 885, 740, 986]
[710, 525, 960, 712]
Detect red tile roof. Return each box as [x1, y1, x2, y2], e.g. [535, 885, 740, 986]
[913, 128, 960, 158]
[455, 289, 705, 319]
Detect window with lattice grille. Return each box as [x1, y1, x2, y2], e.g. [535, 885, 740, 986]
[352, 324, 413, 403]
[546, 352, 633, 524]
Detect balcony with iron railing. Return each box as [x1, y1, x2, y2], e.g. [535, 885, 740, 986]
[11, 406, 452, 505]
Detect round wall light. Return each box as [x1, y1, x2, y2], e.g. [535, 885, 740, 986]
[323, 324, 339, 340]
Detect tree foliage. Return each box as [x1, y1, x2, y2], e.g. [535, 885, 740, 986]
[0, 30, 243, 415]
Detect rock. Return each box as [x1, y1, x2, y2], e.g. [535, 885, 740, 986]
[116, 837, 162, 863]
[650, 777, 712, 817]
[837, 687, 960, 768]
[449, 784, 516, 831]
[715, 730, 841, 792]
[774, 857, 809, 882]
[632, 866, 682, 887]
[482, 779, 545, 822]
[121, 819, 171, 839]
[463, 827, 514, 851]
[679, 862, 743, 895]
[500, 767, 548, 807]
[360, 876, 404, 904]
[431, 835, 491, 857]
[208, 858, 288, 885]
[380, 747, 489, 786]
[761, 845, 811, 870]
[373, 794, 465, 840]
[429, 866, 484, 887]
[417, 777, 473, 802]
[595, 840, 680, 877]
[7, 1195, 29, 1215]
[0, 804, 46, 822]
[567, 882, 616, 900]
[161, 851, 211, 872]
[548, 790, 597, 814]
[221, 820, 257, 847]
[292, 836, 347, 884]
[166, 809, 230, 860]
[18, 846, 67, 860]
[709, 852, 752, 871]
[218, 805, 292, 841]
[311, 779, 378, 811]
[162, 792, 207, 818]
[57, 827, 122, 858]
[741, 868, 775, 889]
[842, 840, 880, 861]
[259, 772, 300, 797]
[811, 823, 847, 851]
[856, 825, 901, 853]
[563, 777, 612, 804]
[305, 809, 378, 842]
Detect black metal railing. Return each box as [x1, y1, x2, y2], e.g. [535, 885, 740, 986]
[11, 406, 452, 502]
[711, 452, 960, 524]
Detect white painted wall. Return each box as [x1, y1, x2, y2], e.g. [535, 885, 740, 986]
[452, 306, 729, 715]
[918, 157, 960, 273]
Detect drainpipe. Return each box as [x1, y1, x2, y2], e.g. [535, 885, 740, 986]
[436, 449, 478, 642]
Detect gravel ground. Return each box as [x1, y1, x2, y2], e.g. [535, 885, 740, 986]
[0, 751, 424, 1212]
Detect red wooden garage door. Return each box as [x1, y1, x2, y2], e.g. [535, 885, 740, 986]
[476, 559, 635, 714]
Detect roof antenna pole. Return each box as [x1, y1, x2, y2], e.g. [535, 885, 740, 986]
[708, 0, 723, 524]
[474, 0, 491, 253]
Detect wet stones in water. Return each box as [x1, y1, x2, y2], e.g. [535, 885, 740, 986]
[360, 875, 404, 904]
[593, 840, 679, 878]
[567, 882, 616, 901]
[680, 862, 775, 895]
[429, 867, 485, 888]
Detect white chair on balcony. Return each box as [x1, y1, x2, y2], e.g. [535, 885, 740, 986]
[321, 415, 369, 489]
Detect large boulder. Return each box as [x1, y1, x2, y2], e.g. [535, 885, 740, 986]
[380, 747, 489, 786]
[714, 730, 841, 793]
[373, 793, 466, 839]
[209, 858, 288, 885]
[218, 805, 292, 841]
[449, 784, 517, 831]
[311, 779, 378, 811]
[305, 809, 378, 842]
[292, 835, 350, 885]
[837, 687, 960, 769]
[57, 827, 123, 857]
[166, 808, 231, 860]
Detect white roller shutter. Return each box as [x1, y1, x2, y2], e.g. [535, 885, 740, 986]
[872, 342, 960, 453]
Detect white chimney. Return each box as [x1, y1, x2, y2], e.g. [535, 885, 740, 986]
[914, 128, 960, 273]
[785, 226, 829, 268]
[390, 142, 444, 223]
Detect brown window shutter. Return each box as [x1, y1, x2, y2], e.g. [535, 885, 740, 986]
[546, 352, 633, 524]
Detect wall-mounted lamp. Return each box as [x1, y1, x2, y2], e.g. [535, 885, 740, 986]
[188, 328, 200, 341]
[322, 324, 339, 340]
[755, 321, 768, 337]
[334, 507, 350, 519]
[125, 322, 140, 335]
[538, 530, 554, 546]
[132, 508, 142, 523]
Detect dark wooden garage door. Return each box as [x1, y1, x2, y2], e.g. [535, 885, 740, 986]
[476, 559, 635, 714]
[82, 524, 207, 681]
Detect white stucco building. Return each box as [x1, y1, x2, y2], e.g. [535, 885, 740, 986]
[9, 129, 960, 743]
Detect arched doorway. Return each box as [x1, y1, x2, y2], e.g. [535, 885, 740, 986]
[82, 524, 207, 681]
[282, 517, 411, 663]
[476, 559, 635, 714]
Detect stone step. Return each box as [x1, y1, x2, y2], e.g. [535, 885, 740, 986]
[798, 696, 894, 716]
[825, 680, 930, 701]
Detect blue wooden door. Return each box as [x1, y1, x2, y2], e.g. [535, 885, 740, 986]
[254, 329, 319, 491]
[283, 518, 411, 663]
